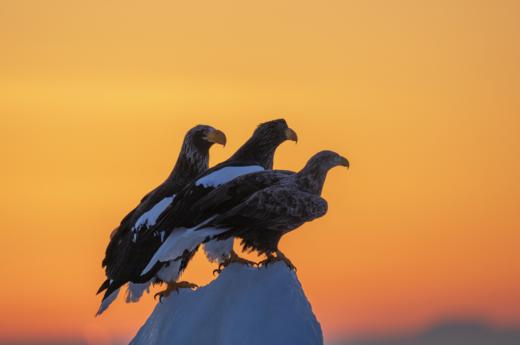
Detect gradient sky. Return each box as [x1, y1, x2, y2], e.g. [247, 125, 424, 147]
[1, 1, 519, 344]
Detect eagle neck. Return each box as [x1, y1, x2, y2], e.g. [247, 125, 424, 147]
[166, 145, 209, 186]
[295, 166, 328, 195]
[228, 137, 277, 169]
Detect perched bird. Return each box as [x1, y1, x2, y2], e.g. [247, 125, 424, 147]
[140, 119, 298, 299]
[144, 150, 348, 279]
[96, 125, 226, 315]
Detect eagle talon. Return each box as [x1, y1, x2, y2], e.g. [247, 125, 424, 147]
[154, 281, 198, 302]
[154, 291, 169, 302]
[212, 262, 226, 275]
[213, 250, 257, 274]
[229, 255, 257, 267]
[258, 251, 297, 271]
[258, 253, 277, 268]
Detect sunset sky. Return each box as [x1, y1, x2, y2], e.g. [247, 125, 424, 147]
[1, 0, 519, 344]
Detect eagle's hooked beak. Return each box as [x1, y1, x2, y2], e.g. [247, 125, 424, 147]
[285, 128, 298, 143]
[205, 129, 227, 146]
[339, 156, 350, 169]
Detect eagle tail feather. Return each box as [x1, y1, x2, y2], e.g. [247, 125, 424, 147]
[96, 279, 110, 295]
[96, 285, 120, 316]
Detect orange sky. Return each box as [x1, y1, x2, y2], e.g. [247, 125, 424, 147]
[1, 0, 519, 344]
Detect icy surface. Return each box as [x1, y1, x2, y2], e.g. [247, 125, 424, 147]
[130, 262, 323, 345]
[195, 165, 264, 187]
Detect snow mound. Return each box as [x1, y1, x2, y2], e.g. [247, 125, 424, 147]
[130, 262, 323, 345]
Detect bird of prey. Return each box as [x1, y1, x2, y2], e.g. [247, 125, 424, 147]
[138, 119, 298, 299]
[96, 125, 226, 315]
[143, 150, 348, 280]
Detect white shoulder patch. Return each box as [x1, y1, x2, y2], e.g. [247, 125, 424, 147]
[195, 166, 264, 188]
[133, 195, 176, 232]
[141, 216, 225, 276]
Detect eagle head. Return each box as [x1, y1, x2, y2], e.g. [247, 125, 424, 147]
[254, 119, 298, 145]
[186, 125, 227, 152]
[309, 150, 349, 170]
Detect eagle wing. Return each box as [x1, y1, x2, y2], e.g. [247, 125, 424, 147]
[187, 170, 294, 224]
[151, 163, 273, 233]
[203, 186, 327, 254]
[212, 186, 328, 234]
[99, 184, 176, 295]
[228, 187, 327, 224]
[138, 170, 293, 277]
[101, 187, 156, 267]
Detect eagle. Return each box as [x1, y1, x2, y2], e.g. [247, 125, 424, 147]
[142, 150, 348, 299]
[96, 125, 226, 315]
[134, 119, 298, 299]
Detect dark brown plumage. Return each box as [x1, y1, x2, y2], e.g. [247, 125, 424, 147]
[96, 125, 226, 314]
[200, 150, 349, 255]
[100, 119, 297, 311]
[141, 150, 348, 280]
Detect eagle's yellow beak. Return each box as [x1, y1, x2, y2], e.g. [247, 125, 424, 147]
[205, 129, 227, 146]
[285, 128, 298, 142]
